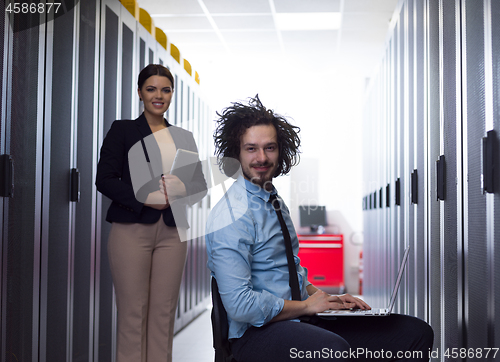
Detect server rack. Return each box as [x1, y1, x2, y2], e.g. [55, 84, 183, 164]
[363, 0, 500, 361]
[0, 0, 212, 360]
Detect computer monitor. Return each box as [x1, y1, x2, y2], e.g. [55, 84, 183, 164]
[299, 205, 327, 233]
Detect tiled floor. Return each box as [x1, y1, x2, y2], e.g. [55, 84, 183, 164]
[173, 305, 215, 362]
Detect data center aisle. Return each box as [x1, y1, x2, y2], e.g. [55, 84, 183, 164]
[173, 306, 215, 362]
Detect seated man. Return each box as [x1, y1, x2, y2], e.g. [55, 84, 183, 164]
[206, 95, 433, 362]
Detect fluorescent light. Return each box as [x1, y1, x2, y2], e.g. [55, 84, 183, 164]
[274, 12, 341, 31]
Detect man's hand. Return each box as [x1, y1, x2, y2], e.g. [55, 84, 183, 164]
[305, 284, 370, 312]
[305, 290, 370, 314]
[270, 289, 372, 323]
[334, 293, 371, 310]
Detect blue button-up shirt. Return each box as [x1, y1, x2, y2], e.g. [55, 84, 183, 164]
[206, 175, 310, 339]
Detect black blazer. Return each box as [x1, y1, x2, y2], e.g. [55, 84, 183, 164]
[96, 113, 207, 227]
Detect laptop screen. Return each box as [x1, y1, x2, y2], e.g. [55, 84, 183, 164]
[387, 247, 411, 311]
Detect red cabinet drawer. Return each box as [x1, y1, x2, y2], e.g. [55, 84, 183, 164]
[297, 234, 344, 288]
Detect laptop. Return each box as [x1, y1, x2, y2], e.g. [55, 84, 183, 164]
[316, 246, 410, 317]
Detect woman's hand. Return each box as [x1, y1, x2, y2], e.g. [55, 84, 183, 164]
[144, 190, 169, 210]
[159, 174, 187, 200]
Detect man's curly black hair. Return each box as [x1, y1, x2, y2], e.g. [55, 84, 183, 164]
[213, 95, 301, 177]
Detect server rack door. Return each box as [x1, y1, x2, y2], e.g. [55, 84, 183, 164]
[0, 2, 6, 155]
[136, 18, 155, 117]
[156, 42, 168, 68]
[40, 3, 78, 360]
[413, 0, 427, 322]
[489, 0, 500, 350]
[2, 9, 45, 362]
[121, 8, 136, 121]
[439, 0, 463, 355]
[383, 37, 395, 309]
[121, 24, 134, 120]
[395, 7, 405, 315]
[177, 76, 188, 326]
[73, 0, 100, 360]
[462, 0, 489, 352]
[426, 0, 442, 357]
[138, 36, 145, 116]
[173, 73, 179, 125]
[382, 44, 392, 308]
[376, 74, 385, 307]
[389, 22, 399, 311]
[155, 44, 169, 121]
[362, 93, 373, 299]
[0, 8, 8, 358]
[194, 101, 202, 310]
[97, 0, 121, 360]
[405, 0, 416, 317]
[200, 102, 211, 301]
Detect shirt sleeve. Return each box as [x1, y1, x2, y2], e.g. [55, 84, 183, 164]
[207, 212, 284, 328]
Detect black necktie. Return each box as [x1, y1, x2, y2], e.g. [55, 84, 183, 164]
[269, 194, 301, 301]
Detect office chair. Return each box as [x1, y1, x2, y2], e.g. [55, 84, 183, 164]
[211, 277, 238, 362]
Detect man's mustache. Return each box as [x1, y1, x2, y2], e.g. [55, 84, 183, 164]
[250, 162, 272, 168]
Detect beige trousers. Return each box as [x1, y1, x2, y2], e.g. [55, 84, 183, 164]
[108, 219, 187, 362]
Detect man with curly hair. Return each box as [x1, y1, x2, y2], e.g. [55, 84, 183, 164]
[206, 96, 433, 361]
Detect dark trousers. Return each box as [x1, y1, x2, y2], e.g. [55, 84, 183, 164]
[230, 314, 434, 361]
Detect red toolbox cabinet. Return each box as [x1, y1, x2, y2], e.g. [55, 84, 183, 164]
[297, 234, 344, 292]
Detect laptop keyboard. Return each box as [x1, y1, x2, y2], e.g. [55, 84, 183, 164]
[354, 308, 386, 315]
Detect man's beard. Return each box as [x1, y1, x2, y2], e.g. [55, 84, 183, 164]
[242, 163, 276, 191]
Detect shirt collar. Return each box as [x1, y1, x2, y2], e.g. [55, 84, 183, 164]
[236, 175, 277, 203]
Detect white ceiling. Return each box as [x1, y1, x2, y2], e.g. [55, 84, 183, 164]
[137, 0, 399, 80]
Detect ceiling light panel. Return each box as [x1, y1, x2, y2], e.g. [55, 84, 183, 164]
[273, 0, 340, 13]
[230, 42, 283, 55]
[138, 0, 203, 14]
[152, 16, 213, 30]
[342, 0, 398, 13]
[341, 13, 392, 30]
[165, 31, 221, 45]
[175, 43, 227, 58]
[280, 30, 338, 55]
[340, 29, 389, 47]
[202, 0, 271, 14]
[275, 13, 341, 31]
[221, 30, 280, 45]
[213, 15, 275, 30]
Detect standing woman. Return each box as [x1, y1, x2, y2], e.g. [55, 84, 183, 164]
[96, 64, 207, 362]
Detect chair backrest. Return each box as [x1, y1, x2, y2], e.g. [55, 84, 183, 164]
[211, 277, 237, 362]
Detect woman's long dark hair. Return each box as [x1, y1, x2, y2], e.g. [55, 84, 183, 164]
[138, 64, 174, 90]
[214, 95, 301, 177]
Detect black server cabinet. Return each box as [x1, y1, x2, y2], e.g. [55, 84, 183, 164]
[363, 0, 500, 360]
[121, 22, 134, 120]
[41, 4, 76, 360]
[74, 0, 99, 360]
[463, 0, 488, 352]
[3, 10, 44, 362]
[440, 0, 462, 356]
[1, 1, 211, 360]
[405, 0, 416, 317]
[492, 0, 500, 351]
[97, 1, 120, 360]
[427, 0, 442, 358]
[413, 0, 427, 322]
[395, 7, 405, 315]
